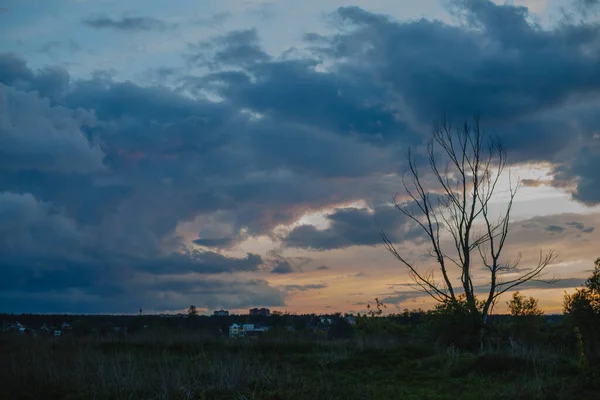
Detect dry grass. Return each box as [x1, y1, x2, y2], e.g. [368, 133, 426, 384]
[0, 331, 596, 400]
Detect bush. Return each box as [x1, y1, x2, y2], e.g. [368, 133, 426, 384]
[424, 295, 485, 350]
[564, 257, 600, 356]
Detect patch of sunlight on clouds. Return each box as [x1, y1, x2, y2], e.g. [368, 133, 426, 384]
[486, 163, 600, 222]
[289, 199, 372, 231]
[236, 234, 280, 256]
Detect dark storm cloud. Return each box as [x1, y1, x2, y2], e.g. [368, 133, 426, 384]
[0, 84, 104, 173]
[0, 53, 71, 99]
[324, 2, 600, 123]
[306, 1, 600, 201]
[198, 61, 409, 145]
[552, 141, 600, 206]
[83, 16, 174, 31]
[0, 278, 286, 314]
[0, 191, 282, 312]
[282, 204, 425, 250]
[189, 0, 600, 200]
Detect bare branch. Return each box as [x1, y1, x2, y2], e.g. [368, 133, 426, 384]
[382, 115, 558, 327]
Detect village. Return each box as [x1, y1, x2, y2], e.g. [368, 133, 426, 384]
[0, 307, 359, 339]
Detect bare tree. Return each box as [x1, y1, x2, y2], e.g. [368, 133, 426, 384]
[382, 116, 557, 327]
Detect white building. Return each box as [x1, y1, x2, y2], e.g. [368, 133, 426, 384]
[229, 323, 270, 338]
[229, 323, 242, 338]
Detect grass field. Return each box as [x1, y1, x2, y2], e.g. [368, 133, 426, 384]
[1, 330, 598, 400]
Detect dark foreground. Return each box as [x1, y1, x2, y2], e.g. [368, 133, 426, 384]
[1, 332, 598, 400]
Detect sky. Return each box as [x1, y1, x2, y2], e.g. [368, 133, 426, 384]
[1, 0, 600, 315]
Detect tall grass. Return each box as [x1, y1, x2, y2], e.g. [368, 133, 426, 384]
[0, 331, 595, 400]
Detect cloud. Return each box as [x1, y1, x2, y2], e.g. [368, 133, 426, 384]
[186, 29, 270, 68]
[546, 225, 566, 233]
[265, 251, 311, 274]
[270, 259, 295, 274]
[0, 53, 71, 98]
[83, 16, 175, 31]
[565, 221, 595, 233]
[2, 0, 600, 312]
[380, 287, 426, 305]
[0, 277, 286, 314]
[0, 84, 105, 173]
[538, 220, 595, 235]
[0, 190, 283, 312]
[282, 283, 328, 292]
[552, 140, 600, 206]
[282, 204, 424, 250]
[316, 265, 329, 270]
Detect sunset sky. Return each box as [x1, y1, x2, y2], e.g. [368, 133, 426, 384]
[1, 0, 599, 315]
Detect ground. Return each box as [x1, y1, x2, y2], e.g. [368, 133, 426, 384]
[1, 330, 598, 400]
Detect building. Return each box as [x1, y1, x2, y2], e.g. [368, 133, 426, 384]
[214, 310, 229, 316]
[229, 323, 242, 338]
[345, 315, 357, 326]
[249, 307, 270, 316]
[229, 323, 270, 338]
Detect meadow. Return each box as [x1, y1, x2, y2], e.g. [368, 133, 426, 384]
[1, 319, 599, 400]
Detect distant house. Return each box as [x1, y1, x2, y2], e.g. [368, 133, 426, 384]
[345, 315, 357, 326]
[249, 307, 270, 316]
[214, 310, 229, 316]
[319, 316, 333, 325]
[53, 330, 62, 337]
[229, 323, 242, 338]
[229, 323, 270, 338]
[253, 325, 270, 333]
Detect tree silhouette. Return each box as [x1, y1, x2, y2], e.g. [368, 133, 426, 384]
[382, 116, 557, 338]
[187, 305, 198, 329]
[507, 292, 544, 317]
[564, 257, 600, 355]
